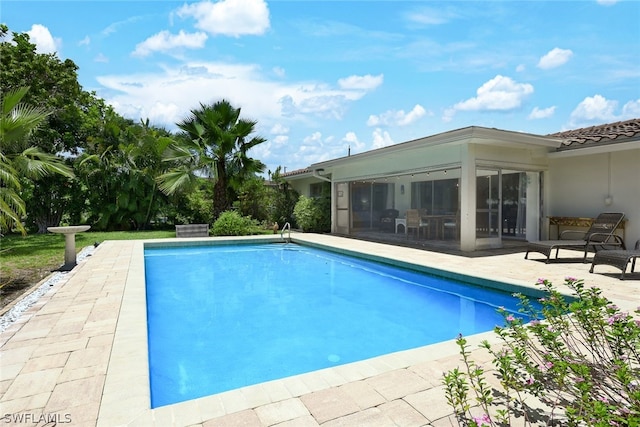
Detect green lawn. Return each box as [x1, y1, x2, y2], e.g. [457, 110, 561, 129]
[1, 230, 175, 309]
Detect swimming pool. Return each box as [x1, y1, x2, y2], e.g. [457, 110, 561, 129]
[144, 242, 532, 408]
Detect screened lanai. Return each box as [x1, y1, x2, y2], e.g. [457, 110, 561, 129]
[286, 126, 557, 252]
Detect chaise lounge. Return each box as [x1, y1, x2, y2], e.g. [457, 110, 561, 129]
[525, 212, 625, 263]
[590, 239, 640, 280]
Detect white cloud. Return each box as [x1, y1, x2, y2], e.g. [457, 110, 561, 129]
[27, 24, 59, 54]
[570, 94, 617, 123]
[272, 66, 286, 78]
[98, 60, 372, 129]
[367, 104, 428, 127]
[78, 36, 90, 46]
[516, 64, 525, 73]
[270, 123, 289, 134]
[528, 106, 556, 120]
[537, 47, 573, 70]
[342, 131, 366, 152]
[132, 30, 208, 57]
[568, 95, 640, 128]
[622, 99, 640, 117]
[338, 74, 384, 90]
[94, 53, 109, 63]
[272, 135, 289, 146]
[597, 0, 618, 5]
[371, 128, 394, 149]
[176, 0, 270, 37]
[405, 7, 458, 26]
[444, 75, 534, 120]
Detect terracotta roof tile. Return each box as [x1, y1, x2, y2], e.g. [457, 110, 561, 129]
[549, 118, 640, 149]
[281, 168, 312, 178]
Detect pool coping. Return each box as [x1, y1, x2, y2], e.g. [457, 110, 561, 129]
[97, 233, 574, 426]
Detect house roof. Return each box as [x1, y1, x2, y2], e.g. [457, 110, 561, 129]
[549, 118, 640, 151]
[282, 118, 640, 178]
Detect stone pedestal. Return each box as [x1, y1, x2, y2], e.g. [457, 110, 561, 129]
[47, 225, 91, 271]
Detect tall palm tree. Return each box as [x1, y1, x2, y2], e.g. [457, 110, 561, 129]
[0, 87, 74, 234]
[157, 100, 266, 219]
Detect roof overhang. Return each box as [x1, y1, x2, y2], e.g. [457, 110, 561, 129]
[548, 139, 640, 158]
[309, 126, 560, 170]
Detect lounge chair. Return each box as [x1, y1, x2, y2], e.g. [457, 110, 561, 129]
[525, 212, 625, 263]
[590, 239, 640, 280]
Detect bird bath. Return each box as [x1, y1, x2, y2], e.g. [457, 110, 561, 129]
[47, 225, 91, 271]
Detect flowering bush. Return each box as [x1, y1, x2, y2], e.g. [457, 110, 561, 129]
[443, 277, 640, 426]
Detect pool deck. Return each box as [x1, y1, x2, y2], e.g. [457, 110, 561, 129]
[1, 233, 638, 426]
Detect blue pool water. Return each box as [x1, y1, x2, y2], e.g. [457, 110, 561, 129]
[145, 243, 529, 408]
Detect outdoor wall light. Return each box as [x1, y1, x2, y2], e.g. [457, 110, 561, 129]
[605, 195, 613, 206]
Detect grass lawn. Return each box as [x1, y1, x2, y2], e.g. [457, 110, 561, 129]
[1, 230, 175, 310]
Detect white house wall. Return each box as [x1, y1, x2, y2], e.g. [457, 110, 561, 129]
[547, 148, 640, 244]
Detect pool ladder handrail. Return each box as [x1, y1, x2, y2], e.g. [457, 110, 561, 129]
[280, 222, 291, 243]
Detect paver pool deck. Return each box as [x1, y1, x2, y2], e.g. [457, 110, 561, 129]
[1, 233, 638, 426]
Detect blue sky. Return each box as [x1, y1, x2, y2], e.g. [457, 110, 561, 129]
[4, 0, 640, 174]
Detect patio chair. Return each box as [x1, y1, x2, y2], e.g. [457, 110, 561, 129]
[590, 239, 640, 280]
[406, 209, 430, 239]
[524, 212, 625, 263]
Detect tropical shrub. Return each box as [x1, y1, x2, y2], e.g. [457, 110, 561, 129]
[443, 277, 640, 426]
[293, 194, 330, 233]
[211, 210, 258, 236]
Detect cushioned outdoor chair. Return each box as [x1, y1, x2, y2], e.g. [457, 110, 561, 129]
[525, 212, 625, 263]
[590, 239, 640, 280]
[406, 209, 430, 239]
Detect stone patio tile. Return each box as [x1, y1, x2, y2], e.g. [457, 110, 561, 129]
[239, 384, 272, 409]
[62, 401, 100, 426]
[58, 363, 108, 382]
[45, 375, 104, 412]
[0, 379, 12, 396]
[299, 372, 331, 393]
[219, 389, 250, 414]
[403, 385, 453, 422]
[0, 362, 23, 382]
[338, 380, 386, 409]
[31, 337, 88, 358]
[172, 398, 204, 427]
[430, 413, 458, 426]
[50, 320, 88, 335]
[197, 395, 226, 421]
[280, 377, 312, 397]
[299, 387, 360, 424]
[365, 368, 431, 401]
[6, 322, 53, 341]
[86, 333, 114, 348]
[0, 391, 50, 414]
[378, 399, 430, 426]
[274, 414, 320, 427]
[409, 361, 449, 387]
[64, 345, 110, 370]
[203, 409, 262, 427]
[321, 407, 393, 427]
[2, 368, 62, 400]
[40, 331, 82, 345]
[260, 378, 294, 402]
[255, 398, 309, 426]
[21, 352, 70, 373]
[325, 364, 364, 383]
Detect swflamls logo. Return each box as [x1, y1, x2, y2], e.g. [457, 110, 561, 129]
[1, 412, 72, 425]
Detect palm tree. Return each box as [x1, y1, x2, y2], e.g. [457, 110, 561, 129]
[157, 100, 266, 219]
[0, 87, 74, 234]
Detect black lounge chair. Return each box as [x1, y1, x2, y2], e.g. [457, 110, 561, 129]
[590, 239, 640, 280]
[525, 212, 625, 263]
